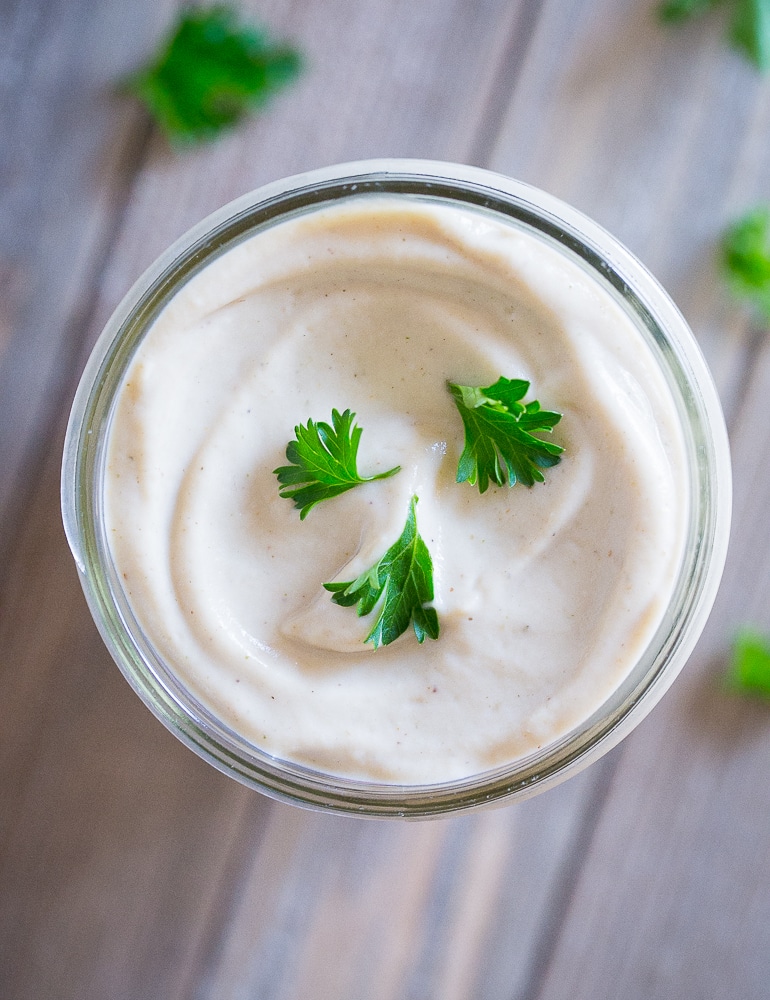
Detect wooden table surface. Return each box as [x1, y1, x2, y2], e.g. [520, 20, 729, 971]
[3, 1, 770, 997]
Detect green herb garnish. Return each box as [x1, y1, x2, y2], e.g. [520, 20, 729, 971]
[274, 408, 400, 520]
[659, 0, 716, 23]
[124, 6, 303, 144]
[447, 376, 563, 493]
[727, 627, 770, 698]
[658, 0, 770, 71]
[731, 0, 770, 68]
[722, 206, 770, 319]
[324, 496, 439, 648]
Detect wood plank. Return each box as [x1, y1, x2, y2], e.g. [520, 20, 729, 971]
[488, 0, 768, 419]
[0, 0, 175, 572]
[533, 335, 770, 1000]
[480, 0, 770, 995]
[195, 765, 613, 1000]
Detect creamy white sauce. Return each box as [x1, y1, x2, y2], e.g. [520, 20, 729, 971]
[104, 198, 688, 784]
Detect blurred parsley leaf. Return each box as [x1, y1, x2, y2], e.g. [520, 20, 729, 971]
[124, 6, 303, 144]
[721, 206, 770, 320]
[727, 628, 770, 698]
[658, 0, 770, 70]
[730, 0, 770, 70]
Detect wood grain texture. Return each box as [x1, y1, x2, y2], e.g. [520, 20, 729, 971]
[191, 763, 614, 1000]
[488, 0, 770, 419]
[485, 1, 770, 996]
[2, 0, 769, 997]
[0, 0, 174, 574]
[531, 331, 770, 1000]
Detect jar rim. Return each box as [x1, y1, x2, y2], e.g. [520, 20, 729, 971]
[62, 159, 732, 817]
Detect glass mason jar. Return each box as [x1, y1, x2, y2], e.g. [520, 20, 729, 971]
[62, 160, 731, 818]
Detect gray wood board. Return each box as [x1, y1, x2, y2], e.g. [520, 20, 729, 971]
[1, 0, 767, 997]
[489, 1, 770, 996]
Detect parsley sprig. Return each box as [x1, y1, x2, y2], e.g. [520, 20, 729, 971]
[124, 6, 303, 144]
[721, 206, 770, 320]
[727, 628, 770, 698]
[274, 408, 400, 520]
[324, 496, 439, 648]
[659, 0, 770, 71]
[447, 376, 563, 493]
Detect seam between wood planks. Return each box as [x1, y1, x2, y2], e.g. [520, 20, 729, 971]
[465, 0, 549, 169]
[516, 752, 621, 1000]
[0, 111, 154, 599]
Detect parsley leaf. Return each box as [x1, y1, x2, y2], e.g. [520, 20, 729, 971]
[730, 0, 770, 69]
[324, 496, 439, 648]
[447, 376, 563, 493]
[658, 0, 716, 23]
[658, 0, 770, 70]
[274, 408, 400, 520]
[726, 628, 770, 698]
[721, 206, 770, 320]
[124, 6, 303, 144]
